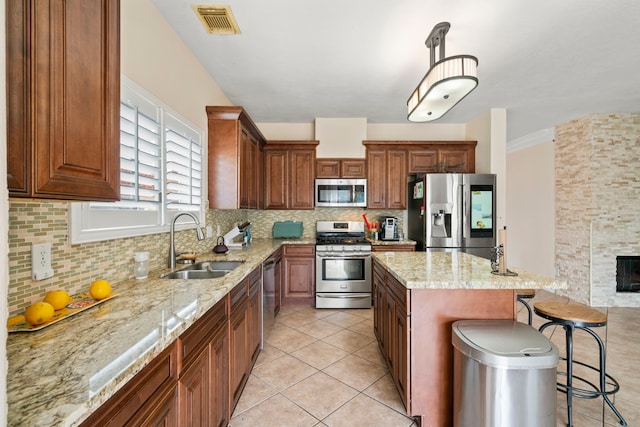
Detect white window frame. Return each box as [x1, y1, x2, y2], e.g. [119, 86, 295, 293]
[69, 76, 206, 244]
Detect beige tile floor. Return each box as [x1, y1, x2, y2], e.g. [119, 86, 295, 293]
[230, 291, 639, 426]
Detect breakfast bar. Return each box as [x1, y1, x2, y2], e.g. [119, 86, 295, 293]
[371, 251, 566, 426]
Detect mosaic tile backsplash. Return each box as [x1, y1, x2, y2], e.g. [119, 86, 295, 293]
[7, 200, 403, 316]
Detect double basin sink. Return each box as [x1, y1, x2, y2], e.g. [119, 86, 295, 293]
[162, 260, 245, 280]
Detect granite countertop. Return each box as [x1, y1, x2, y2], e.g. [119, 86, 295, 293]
[368, 238, 416, 246]
[373, 251, 567, 290]
[6, 238, 313, 427]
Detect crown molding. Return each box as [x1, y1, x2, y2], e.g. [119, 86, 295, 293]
[507, 128, 555, 153]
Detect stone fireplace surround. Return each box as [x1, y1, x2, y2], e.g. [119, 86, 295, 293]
[555, 114, 640, 307]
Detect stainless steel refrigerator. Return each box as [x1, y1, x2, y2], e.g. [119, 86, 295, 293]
[407, 174, 496, 259]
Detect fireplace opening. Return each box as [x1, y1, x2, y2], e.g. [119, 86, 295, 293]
[617, 256, 640, 292]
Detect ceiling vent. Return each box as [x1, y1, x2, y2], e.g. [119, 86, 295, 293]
[192, 5, 241, 34]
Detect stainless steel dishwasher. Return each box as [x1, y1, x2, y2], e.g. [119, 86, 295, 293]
[262, 257, 276, 348]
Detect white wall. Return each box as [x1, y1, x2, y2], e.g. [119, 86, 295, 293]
[121, 0, 231, 129]
[466, 108, 507, 228]
[506, 140, 556, 277]
[1, 0, 8, 421]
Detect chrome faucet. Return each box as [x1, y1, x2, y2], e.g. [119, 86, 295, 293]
[168, 212, 205, 269]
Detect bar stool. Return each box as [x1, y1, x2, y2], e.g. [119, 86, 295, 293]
[534, 302, 626, 427]
[516, 289, 536, 325]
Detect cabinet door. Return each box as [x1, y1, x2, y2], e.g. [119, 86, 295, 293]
[366, 149, 387, 209]
[393, 303, 409, 407]
[229, 305, 248, 412]
[316, 159, 341, 178]
[387, 150, 407, 209]
[248, 269, 262, 365]
[341, 159, 366, 178]
[289, 150, 315, 209]
[283, 245, 315, 305]
[274, 257, 282, 316]
[178, 349, 210, 426]
[408, 149, 438, 174]
[7, 0, 120, 200]
[439, 148, 475, 173]
[264, 150, 288, 209]
[210, 324, 229, 427]
[139, 387, 178, 427]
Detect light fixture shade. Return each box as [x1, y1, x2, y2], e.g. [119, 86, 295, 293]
[408, 55, 478, 122]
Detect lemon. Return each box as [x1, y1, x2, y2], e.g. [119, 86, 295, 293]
[44, 290, 71, 310]
[7, 314, 26, 327]
[24, 302, 55, 326]
[90, 279, 111, 300]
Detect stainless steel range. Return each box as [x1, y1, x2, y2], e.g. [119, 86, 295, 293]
[315, 221, 372, 309]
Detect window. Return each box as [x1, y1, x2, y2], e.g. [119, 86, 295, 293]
[69, 77, 204, 243]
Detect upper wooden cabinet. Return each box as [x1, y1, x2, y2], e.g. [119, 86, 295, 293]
[6, 0, 121, 201]
[316, 158, 366, 178]
[407, 141, 477, 174]
[364, 141, 477, 209]
[206, 106, 266, 209]
[263, 141, 318, 210]
[366, 147, 407, 209]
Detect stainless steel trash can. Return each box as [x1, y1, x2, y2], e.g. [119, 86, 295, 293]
[452, 320, 558, 427]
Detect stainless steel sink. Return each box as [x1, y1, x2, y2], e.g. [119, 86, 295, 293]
[161, 260, 245, 280]
[162, 270, 228, 280]
[185, 260, 245, 271]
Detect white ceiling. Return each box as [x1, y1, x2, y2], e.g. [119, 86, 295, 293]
[151, 0, 640, 142]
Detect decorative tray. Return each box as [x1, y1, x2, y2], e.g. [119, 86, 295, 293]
[8, 292, 119, 333]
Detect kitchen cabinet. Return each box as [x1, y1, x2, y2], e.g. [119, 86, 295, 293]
[365, 147, 407, 209]
[79, 342, 178, 426]
[206, 106, 266, 209]
[263, 141, 318, 209]
[407, 142, 477, 174]
[364, 141, 477, 209]
[82, 295, 231, 427]
[316, 158, 366, 178]
[372, 258, 515, 425]
[177, 296, 229, 427]
[6, 0, 120, 201]
[283, 244, 316, 305]
[229, 266, 262, 413]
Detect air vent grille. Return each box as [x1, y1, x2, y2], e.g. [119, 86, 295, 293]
[192, 5, 241, 34]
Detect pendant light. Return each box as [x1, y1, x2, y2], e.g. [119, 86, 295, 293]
[407, 22, 478, 122]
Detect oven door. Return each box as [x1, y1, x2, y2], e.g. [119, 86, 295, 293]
[315, 253, 371, 293]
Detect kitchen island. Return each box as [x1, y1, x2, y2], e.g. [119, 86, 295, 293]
[371, 251, 566, 426]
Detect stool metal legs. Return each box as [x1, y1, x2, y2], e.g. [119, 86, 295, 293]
[517, 295, 533, 325]
[539, 321, 627, 427]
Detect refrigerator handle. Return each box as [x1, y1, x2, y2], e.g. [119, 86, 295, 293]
[461, 183, 467, 242]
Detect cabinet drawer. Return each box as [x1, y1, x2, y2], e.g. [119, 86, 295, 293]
[179, 298, 228, 372]
[283, 244, 315, 257]
[81, 342, 177, 426]
[230, 281, 249, 309]
[387, 275, 408, 305]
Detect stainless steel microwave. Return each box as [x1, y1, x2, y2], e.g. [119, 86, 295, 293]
[315, 179, 367, 207]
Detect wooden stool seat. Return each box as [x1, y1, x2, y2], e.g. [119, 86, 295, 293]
[516, 288, 536, 298]
[534, 302, 607, 327]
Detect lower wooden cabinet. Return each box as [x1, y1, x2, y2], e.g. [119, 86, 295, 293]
[282, 244, 315, 305]
[82, 266, 263, 427]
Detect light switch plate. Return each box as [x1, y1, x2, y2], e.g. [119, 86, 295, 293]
[32, 242, 54, 281]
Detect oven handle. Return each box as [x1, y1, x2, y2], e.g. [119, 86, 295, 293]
[316, 294, 370, 299]
[316, 254, 371, 259]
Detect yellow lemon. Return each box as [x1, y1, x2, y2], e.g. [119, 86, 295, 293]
[24, 302, 55, 326]
[44, 289, 71, 310]
[90, 279, 111, 300]
[7, 314, 26, 327]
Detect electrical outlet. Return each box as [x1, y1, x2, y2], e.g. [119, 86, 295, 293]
[206, 225, 213, 239]
[32, 242, 54, 281]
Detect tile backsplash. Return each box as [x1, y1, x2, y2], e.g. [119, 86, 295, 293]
[7, 200, 403, 316]
[7, 201, 246, 316]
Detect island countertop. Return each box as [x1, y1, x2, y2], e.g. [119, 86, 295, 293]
[372, 251, 566, 290]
